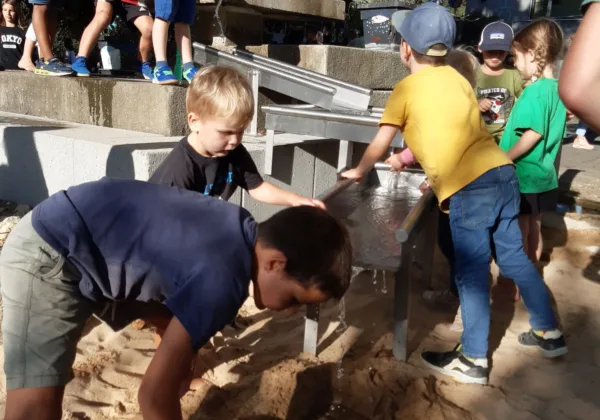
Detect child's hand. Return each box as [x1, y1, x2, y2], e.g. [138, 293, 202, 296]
[384, 154, 406, 172]
[419, 179, 431, 195]
[341, 168, 365, 182]
[566, 109, 575, 121]
[293, 196, 327, 210]
[479, 98, 493, 112]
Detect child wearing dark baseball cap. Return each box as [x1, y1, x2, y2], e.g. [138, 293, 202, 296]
[477, 21, 524, 143]
[342, 2, 566, 385]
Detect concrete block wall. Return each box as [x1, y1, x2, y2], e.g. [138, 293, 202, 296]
[0, 114, 340, 222]
[0, 72, 187, 137]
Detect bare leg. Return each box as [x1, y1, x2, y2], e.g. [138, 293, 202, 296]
[77, 0, 112, 58]
[528, 214, 543, 264]
[152, 18, 170, 63]
[18, 38, 36, 71]
[5, 386, 64, 420]
[31, 5, 54, 60]
[175, 22, 193, 63]
[132, 15, 154, 63]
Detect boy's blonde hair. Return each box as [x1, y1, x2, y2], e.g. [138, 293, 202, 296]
[186, 65, 255, 127]
[447, 46, 479, 88]
[411, 43, 447, 66]
[513, 18, 564, 79]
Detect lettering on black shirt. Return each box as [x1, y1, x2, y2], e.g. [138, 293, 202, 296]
[0, 27, 25, 70]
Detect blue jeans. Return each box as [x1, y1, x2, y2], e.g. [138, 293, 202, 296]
[449, 165, 557, 359]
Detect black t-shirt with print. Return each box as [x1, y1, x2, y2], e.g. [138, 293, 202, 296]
[0, 26, 25, 70]
[149, 137, 264, 200]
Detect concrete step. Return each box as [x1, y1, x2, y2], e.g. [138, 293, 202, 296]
[0, 112, 340, 221]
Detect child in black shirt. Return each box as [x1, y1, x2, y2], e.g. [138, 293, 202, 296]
[150, 65, 326, 209]
[0, 0, 26, 70]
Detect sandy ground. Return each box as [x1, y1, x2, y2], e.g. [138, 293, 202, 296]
[0, 203, 599, 420]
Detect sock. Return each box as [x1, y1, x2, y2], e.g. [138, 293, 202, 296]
[183, 62, 195, 71]
[156, 60, 168, 68]
[457, 344, 488, 367]
[533, 329, 562, 339]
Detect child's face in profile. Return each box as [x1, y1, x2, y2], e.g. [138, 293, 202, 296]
[512, 48, 537, 81]
[188, 114, 247, 158]
[481, 50, 508, 70]
[252, 242, 330, 313]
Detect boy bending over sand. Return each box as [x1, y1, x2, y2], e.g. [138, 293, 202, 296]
[0, 180, 352, 419]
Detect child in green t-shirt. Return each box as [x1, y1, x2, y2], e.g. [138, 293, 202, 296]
[477, 22, 524, 143]
[499, 19, 567, 272]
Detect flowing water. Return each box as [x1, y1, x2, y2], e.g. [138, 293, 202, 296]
[214, 0, 226, 39]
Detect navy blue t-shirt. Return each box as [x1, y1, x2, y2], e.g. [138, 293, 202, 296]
[32, 178, 257, 350]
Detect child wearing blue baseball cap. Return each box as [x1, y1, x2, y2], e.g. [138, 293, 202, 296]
[342, 2, 566, 385]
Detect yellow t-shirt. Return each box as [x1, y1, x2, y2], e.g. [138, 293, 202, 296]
[380, 65, 512, 211]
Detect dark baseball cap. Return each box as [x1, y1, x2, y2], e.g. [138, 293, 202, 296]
[478, 22, 514, 52]
[391, 3, 456, 57]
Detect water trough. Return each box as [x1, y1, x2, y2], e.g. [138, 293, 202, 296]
[306, 164, 438, 361]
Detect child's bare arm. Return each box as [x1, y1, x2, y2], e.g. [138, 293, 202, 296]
[506, 129, 542, 161]
[138, 317, 196, 420]
[559, 3, 600, 132]
[342, 124, 400, 180]
[248, 182, 326, 209]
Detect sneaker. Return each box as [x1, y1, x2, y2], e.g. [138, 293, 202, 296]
[518, 329, 568, 358]
[423, 288, 459, 306]
[141, 61, 153, 80]
[153, 65, 178, 85]
[71, 56, 90, 77]
[34, 58, 74, 77]
[573, 135, 594, 150]
[449, 305, 464, 332]
[421, 344, 488, 385]
[183, 66, 198, 83]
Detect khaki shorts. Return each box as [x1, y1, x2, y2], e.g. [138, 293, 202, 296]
[0, 213, 171, 390]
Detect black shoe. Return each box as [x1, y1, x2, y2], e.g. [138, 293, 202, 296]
[421, 344, 488, 385]
[518, 329, 568, 358]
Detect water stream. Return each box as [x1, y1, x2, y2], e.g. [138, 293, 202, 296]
[214, 0, 226, 39]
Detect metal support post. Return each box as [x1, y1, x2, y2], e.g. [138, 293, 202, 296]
[264, 129, 275, 175]
[247, 69, 260, 136]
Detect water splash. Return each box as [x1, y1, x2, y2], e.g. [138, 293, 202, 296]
[336, 297, 347, 333]
[214, 0, 225, 39]
[372, 269, 378, 285]
[381, 271, 388, 294]
[351, 266, 364, 283]
[387, 170, 400, 191]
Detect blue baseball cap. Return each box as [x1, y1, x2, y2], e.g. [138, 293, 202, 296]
[479, 22, 514, 52]
[391, 3, 456, 57]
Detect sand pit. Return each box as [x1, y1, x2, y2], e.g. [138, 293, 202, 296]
[1, 206, 600, 420]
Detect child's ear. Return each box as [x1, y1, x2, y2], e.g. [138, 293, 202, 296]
[262, 248, 287, 274]
[187, 112, 201, 132]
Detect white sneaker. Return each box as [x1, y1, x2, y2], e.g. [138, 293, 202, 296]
[423, 288, 459, 306]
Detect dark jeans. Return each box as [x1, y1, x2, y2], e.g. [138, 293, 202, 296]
[437, 210, 457, 296]
[449, 165, 557, 358]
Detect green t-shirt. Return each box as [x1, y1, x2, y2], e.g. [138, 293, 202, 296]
[499, 79, 567, 194]
[582, 0, 599, 12]
[476, 68, 523, 143]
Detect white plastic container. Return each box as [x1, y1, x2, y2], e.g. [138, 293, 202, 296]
[100, 45, 121, 70]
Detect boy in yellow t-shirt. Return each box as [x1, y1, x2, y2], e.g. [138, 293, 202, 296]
[342, 3, 566, 385]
